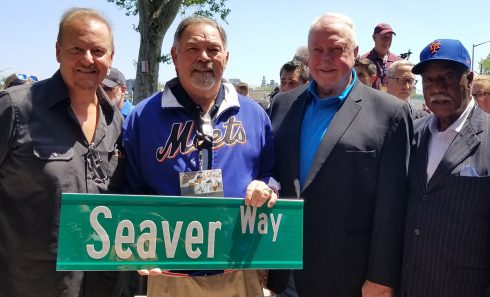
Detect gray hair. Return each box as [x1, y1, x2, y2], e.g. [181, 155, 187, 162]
[309, 13, 358, 48]
[173, 16, 227, 49]
[387, 60, 414, 77]
[293, 46, 309, 65]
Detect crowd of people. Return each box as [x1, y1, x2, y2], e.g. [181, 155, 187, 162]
[0, 7, 489, 297]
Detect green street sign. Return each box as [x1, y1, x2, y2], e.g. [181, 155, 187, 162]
[56, 193, 303, 271]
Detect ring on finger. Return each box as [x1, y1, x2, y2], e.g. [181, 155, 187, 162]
[263, 187, 273, 196]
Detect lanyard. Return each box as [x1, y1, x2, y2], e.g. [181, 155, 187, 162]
[194, 111, 214, 171]
[165, 78, 225, 171]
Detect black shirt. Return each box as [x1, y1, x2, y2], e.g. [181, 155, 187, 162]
[0, 71, 125, 297]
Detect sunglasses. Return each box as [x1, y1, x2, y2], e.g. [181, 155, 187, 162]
[16, 73, 38, 82]
[86, 144, 108, 183]
[102, 86, 115, 92]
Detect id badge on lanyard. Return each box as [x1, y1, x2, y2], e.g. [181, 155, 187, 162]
[179, 110, 224, 197]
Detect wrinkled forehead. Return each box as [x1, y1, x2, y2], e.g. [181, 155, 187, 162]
[395, 65, 415, 77]
[472, 81, 490, 90]
[180, 23, 225, 47]
[309, 21, 353, 46]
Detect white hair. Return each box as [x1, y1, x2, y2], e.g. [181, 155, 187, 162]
[387, 60, 414, 77]
[309, 13, 358, 48]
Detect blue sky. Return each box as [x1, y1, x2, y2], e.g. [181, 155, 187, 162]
[1, 0, 489, 89]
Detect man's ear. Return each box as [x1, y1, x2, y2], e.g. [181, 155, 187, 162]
[224, 51, 229, 68]
[56, 42, 61, 63]
[170, 47, 178, 65]
[466, 71, 474, 86]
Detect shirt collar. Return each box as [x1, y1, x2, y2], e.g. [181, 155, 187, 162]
[161, 78, 240, 117]
[428, 99, 475, 135]
[307, 69, 357, 103]
[45, 70, 116, 121]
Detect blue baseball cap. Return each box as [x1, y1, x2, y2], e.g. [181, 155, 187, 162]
[412, 39, 471, 74]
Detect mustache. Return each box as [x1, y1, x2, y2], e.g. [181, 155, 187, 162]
[192, 63, 213, 72]
[429, 95, 451, 103]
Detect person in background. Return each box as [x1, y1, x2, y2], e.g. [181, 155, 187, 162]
[361, 23, 402, 90]
[266, 60, 310, 116]
[102, 67, 134, 117]
[354, 57, 377, 87]
[235, 81, 250, 96]
[267, 12, 412, 297]
[293, 46, 309, 66]
[123, 16, 279, 297]
[2, 73, 38, 89]
[471, 74, 490, 113]
[384, 60, 429, 119]
[279, 60, 309, 93]
[401, 39, 490, 297]
[0, 7, 124, 297]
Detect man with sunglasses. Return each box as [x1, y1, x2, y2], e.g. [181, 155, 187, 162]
[0, 8, 125, 297]
[400, 39, 490, 297]
[2, 72, 39, 89]
[384, 60, 429, 120]
[102, 67, 134, 117]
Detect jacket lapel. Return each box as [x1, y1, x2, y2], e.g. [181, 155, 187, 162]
[286, 90, 310, 198]
[428, 107, 483, 188]
[302, 83, 363, 192]
[413, 122, 430, 191]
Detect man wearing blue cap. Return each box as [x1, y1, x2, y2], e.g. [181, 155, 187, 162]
[401, 39, 490, 297]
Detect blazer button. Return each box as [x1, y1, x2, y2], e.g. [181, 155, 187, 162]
[414, 229, 420, 236]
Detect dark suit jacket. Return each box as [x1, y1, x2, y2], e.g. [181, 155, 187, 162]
[401, 106, 490, 297]
[267, 82, 412, 297]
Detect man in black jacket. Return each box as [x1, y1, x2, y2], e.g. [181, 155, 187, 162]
[401, 39, 490, 297]
[267, 12, 412, 297]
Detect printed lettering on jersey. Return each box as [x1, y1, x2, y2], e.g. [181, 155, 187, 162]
[156, 116, 246, 162]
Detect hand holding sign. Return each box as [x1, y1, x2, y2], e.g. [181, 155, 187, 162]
[245, 180, 278, 208]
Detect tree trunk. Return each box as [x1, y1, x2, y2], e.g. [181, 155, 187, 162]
[133, 0, 183, 103]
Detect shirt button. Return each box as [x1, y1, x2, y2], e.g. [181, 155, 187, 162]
[414, 229, 420, 236]
[422, 194, 428, 201]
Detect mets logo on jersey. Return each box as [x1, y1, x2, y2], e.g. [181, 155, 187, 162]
[155, 116, 246, 162]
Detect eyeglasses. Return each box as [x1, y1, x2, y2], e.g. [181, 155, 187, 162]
[388, 77, 417, 86]
[472, 92, 490, 98]
[86, 144, 108, 183]
[421, 72, 466, 87]
[16, 73, 38, 82]
[102, 86, 116, 92]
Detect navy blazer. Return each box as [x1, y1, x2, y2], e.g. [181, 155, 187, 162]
[268, 81, 413, 297]
[401, 105, 490, 297]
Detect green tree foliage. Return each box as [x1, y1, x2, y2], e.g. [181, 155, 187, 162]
[107, 0, 230, 103]
[480, 52, 490, 74]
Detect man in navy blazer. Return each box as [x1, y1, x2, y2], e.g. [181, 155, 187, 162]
[267, 13, 412, 297]
[400, 39, 490, 297]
